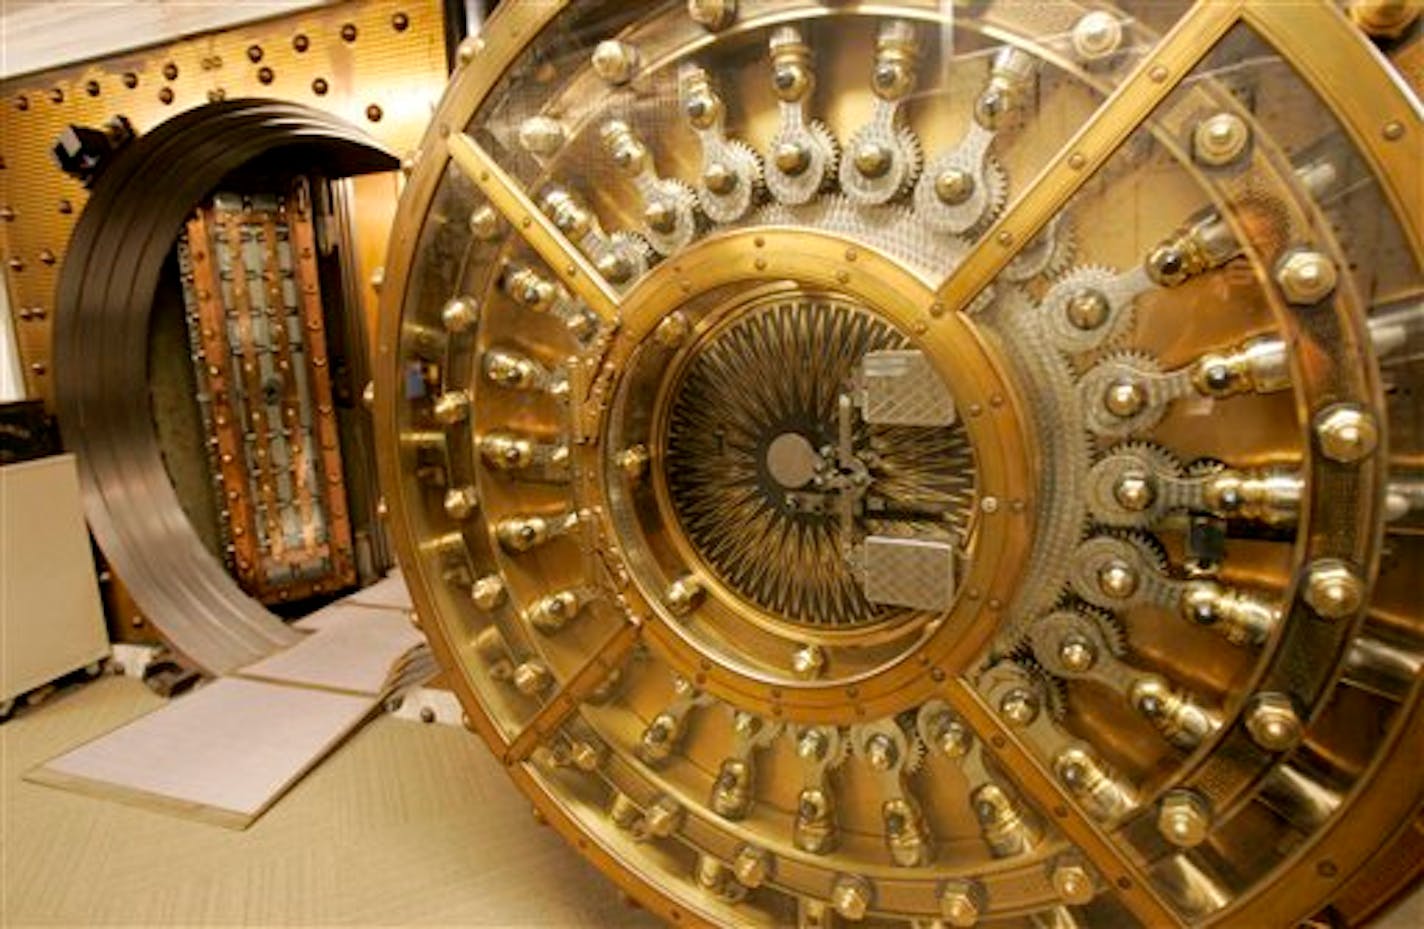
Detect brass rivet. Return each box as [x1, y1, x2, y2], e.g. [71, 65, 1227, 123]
[996, 230, 1013, 246]
[1068, 152, 1086, 170]
[341, 23, 358, 42]
[293, 34, 310, 53]
[312, 77, 329, 95]
[1149, 64, 1168, 82]
[366, 103, 383, 122]
[1383, 121, 1404, 141]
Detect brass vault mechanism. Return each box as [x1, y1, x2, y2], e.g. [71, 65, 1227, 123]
[374, 1, 1424, 926]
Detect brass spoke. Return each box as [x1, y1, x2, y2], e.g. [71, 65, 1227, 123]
[447, 132, 622, 323]
[942, 675, 1182, 927]
[502, 617, 643, 765]
[933, 0, 1244, 312]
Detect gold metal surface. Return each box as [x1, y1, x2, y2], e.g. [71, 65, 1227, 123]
[377, 2, 1424, 926]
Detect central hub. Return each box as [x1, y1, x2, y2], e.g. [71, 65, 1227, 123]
[593, 229, 1034, 721]
[660, 294, 975, 630]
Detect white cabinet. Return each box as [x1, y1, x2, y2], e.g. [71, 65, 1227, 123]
[1, 453, 109, 713]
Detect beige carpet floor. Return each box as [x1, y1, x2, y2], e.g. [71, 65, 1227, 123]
[1, 675, 662, 928]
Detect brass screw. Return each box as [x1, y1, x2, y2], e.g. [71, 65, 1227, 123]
[1158, 789, 1212, 848]
[853, 142, 893, 179]
[1246, 692, 1302, 751]
[791, 643, 826, 680]
[939, 879, 984, 927]
[999, 687, 1040, 726]
[1066, 288, 1110, 330]
[431, 390, 470, 425]
[1276, 249, 1338, 305]
[441, 295, 480, 333]
[592, 40, 638, 85]
[1114, 472, 1155, 511]
[1072, 10, 1123, 60]
[1193, 113, 1250, 167]
[469, 205, 501, 240]
[934, 168, 975, 205]
[1104, 379, 1146, 417]
[1050, 857, 1096, 905]
[703, 162, 737, 195]
[774, 142, 810, 176]
[513, 661, 552, 696]
[664, 574, 704, 617]
[1303, 559, 1364, 619]
[442, 485, 478, 521]
[1058, 635, 1097, 673]
[732, 845, 770, 887]
[687, 0, 737, 31]
[616, 444, 650, 481]
[831, 875, 872, 921]
[1315, 405, 1378, 463]
[1097, 559, 1139, 599]
[518, 116, 565, 156]
[470, 575, 507, 611]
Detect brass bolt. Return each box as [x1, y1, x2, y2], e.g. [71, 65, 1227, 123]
[441, 295, 480, 333]
[469, 205, 501, 240]
[1315, 405, 1378, 463]
[939, 879, 984, 927]
[570, 740, 606, 771]
[1072, 10, 1123, 61]
[1303, 559, 1364, 619]
[998, 687, 1040, 726]
[774, 142, 810, 176]
[934, 168, 975, 205]
[442, 485, 478, 521]
[865, 733, 899, 771]
[1058, 634, 1097, 673]
[732, 845, 771, 887]
[432, 390, 471, 425]
[654, 311, 691, 348]
[853, 142, 893, 179]
[831, 875, 872, 921]
[616, 444, 650, 481]
[1276, 249, 1338, 305]
[791, 643, 826, 679]
[1066, 288, 1110, 330]
[1193, 113, 1250, 167]
[1158, 789, 1212, 848]
[1050, 857, 1096, 905]
[1246, 692, 1302, 751]
[703, 162, 737, 195]
[592, 40, 638, 85]
[518, 115, 565, 156]
[1104, 379, 1147, 417]
[1349, 0, 1422, 39]
[664, 574, 705, 617]
[456, 36, 480, 65]
[643, 795, 683, 837]
[513, 661, 553, 696]
[1114, 472, 1155, 511]
[688, 0, 737, 31]
[470, 575, 507, 611]
[1097, 559, 1139, 599]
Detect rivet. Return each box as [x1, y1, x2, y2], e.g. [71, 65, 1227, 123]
[341, 23, 358, 42]
[1245, 692, 1301, 751]
[1068, 152, 1086, 170]
[995, 230, 1013, 246]
[312, 77, 329, 95]
[247, 45, 263, 63]
[163, 62, 178, 81]
[1382, 121, 1404, 141]
[1303, 559, 1364, 619]
[158, 88, 174, 104]
[1149, 64, 1168, 82]
[1314, 405, 1378, 463]
[366, 104, 383, 122]
[258, 66, 274, 85]
[294, 34, 310, 53]
[392, 11, 410, 31]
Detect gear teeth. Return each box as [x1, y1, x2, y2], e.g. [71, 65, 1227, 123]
[1106, 526, 1171, 574]
[1014, 655, 1069, 722]
[1108, 440, 1183, 476]
[1078, 603, 1129, 657]
[809, 120, 841, 188]
[728, 139, 765, 192]
[1186, 457, 1228, 478]
[901, 731, 928, 775]
[897, 126, 925, 195]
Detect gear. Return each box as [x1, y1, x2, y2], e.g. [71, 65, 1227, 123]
[1025, 606, 1129, 680]
[1067, 529, 1171, 612]
[1085, 440, 1184, 529]
[1077, 348, 1167, 442]
[840, 120, 922, 206]
[1041, 264, 1138, 355]
[913, 137, 1007, 238]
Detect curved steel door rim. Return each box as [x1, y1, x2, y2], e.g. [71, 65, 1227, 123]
[54, 99, 397, 674]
